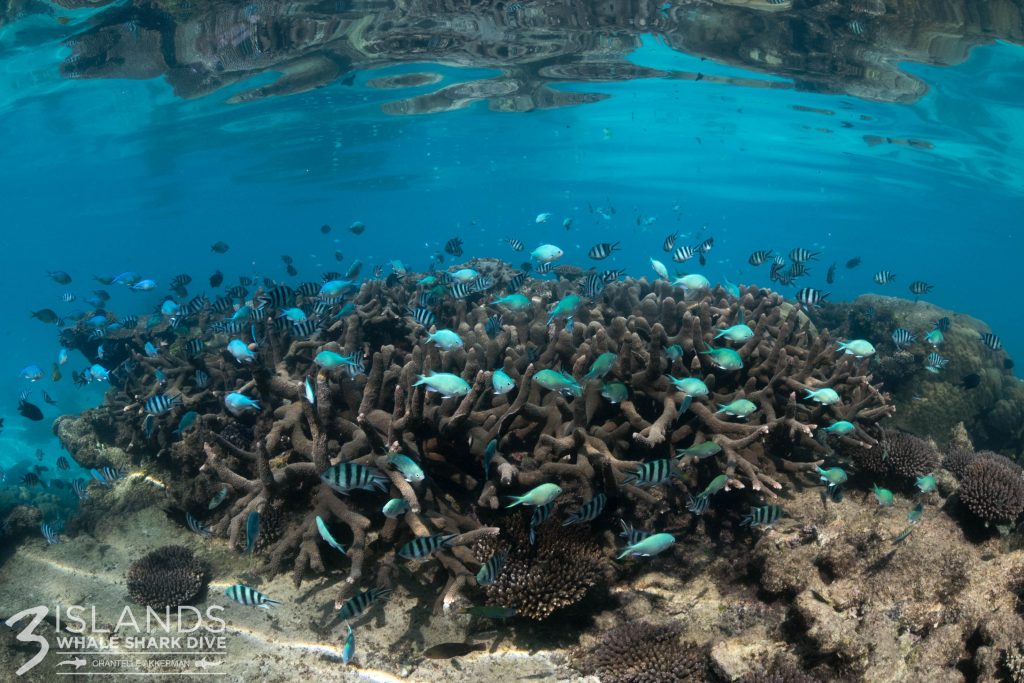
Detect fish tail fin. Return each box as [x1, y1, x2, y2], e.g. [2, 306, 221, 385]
[505, 496, 522, 508]
[616, 547, 631, 560]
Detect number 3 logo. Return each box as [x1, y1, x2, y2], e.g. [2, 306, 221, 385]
[5, 606, 49, 676]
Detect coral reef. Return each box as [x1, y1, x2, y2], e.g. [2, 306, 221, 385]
[125, 545, 209, 609]
[570, 620, 708, 683]
[957, 452, 1024, 525]
[53, 271, 893, 614]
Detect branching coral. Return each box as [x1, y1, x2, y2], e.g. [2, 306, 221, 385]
[958, 453, 1024, 524]
[571, 620, 708, 683]
[126, 545, 209, 609]
[58, 271, 892, 611]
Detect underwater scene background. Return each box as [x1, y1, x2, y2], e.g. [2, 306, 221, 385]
[0, 1, 1023, 681]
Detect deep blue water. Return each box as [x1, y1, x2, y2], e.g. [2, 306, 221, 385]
[0, 6, 1021, 503]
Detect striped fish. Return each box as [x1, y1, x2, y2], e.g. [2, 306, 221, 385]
[535, 262, 556, 274]
[226, 285, 248, 299]
[296, 282, 320, 298]
[909, 280, 933, 296]
[345, 261, 363, 279]
[444, 237, 464, 257]
[145, 393, 182, 415]
[980, 332, 1002, 351]
[562, 493, 607, 526]
[186, 512, 211, 537]
[337, 587, 392, 620]
[56, 456, 70, 471]
[406, 306, 436, 328]
[741, 505, 782, 528]
[870, 270, 894, 285]
[119, 315, 139, 328]
[891, 328, 915, 348]
[787, 262, 810, 278]
[344, 357, 367, 378]
[795, 287, 828, 306]
[224, 584, 281, 609]
[322, 271, 343, 282]
[320, 462, 390, 495]
[579, 273, 605, 299]
[90, 466, 124, 485]
[472, 276, 495, 293]
[504, 237, 524, 252]
[184, 339, 205, 358]
[398, 533, 458, 560]
[696, 237, 714, 253]
[210, 296, 234, 314]
[61, 293, 75, 303]
[250, 305, 267, 322]
[505, 272, 527, 291]
[194, 369, 210, 389]
[475, 551, 507, 586]
[686, 493, 710, 515]
[529, 500, 555, 544]
[925, 352, 948, 373]
[450, 282, 474, 298]
[41, 522, 61, 545]
[601, 269, 625, 283]
[290, 318, 322, 339]
[662, 232, 678, 252]
[485, 314, 503, 339]
[623, 459, 675, 487]
[748, 250, 772, 266]
[789, 247, 820, 263]
[72, 479, 88, 500]
[619, 520, 651, 545]
[933, 317, 952, 332]
[672, 245, 698, 263]
[588, 242, 619, 260]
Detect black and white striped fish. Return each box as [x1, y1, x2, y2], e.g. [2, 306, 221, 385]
[72, 479, 88, 500]
[588, 242, 620, 260]
[61, 292, 75, 303]
[909, 280, 933, 296]
[344, 357, 366, 378]
[662, 232, 678, 252]
[181, 294, 208, 317]
[696, 237, 714, 253]
[450, 282, 475, 298]
[90, 466, 124, 485]
[290, 318, 322, 339]
[398, 533, 458, 560]
[444, 237, 464, 257]
[337, 587, 392, 619]
[119, 314, 139, 328]
[186, 512, 212, 537]
[672, 245, 698, 263]
[579, 273, 605, 299]
[226, 285, 248, 299]
[980, 332, 1002, 351]
[787, 263, 810, 278]
[529, 500, 555, 544]
[562, 493, 607, 525]
[741, 505, 782, 528]
[872, 270, 897, 284]
[41, 522, 61, 545]
[145, 393, 182, 415]
[260, 284, 295, 309]
[56, 456, 70, 471]
[789, 247, 820, 263]
[320, 462, 389, 494]
[601, 269, 625, 283]
[249, 305, 267, 322]
[485, 314, 503, 339]
[407, 306, 436, 328]
[472, 276, 495, 293]
[748, 250, 773, 266]
[535, 262, 556, 274]
[475, 551, 507, 586]
[933, 317, 952, 332]
[225, 584, 281, 609]
[194, 369, 210, 389]
[184, 339, 205, 358]
[503, 238, 524, 252]
[506, 272, 527, 291]
[210, 297, 234, 314]
[623, 459, 675, 487]
[891, 328, 915, 348]
[619, 520, 651, 545]
[322, 271, 342, 282]
[795, 287, 828, 306]
[925, 352, 949, 373]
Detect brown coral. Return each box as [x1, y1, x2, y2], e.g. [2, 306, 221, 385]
[739, 654, 822, 683]
[126, 545, 209, 609]
[880, 430, 941, 478]
[483, 514, 604, 620]
[571, 620, 708, 683]
[942, 446, 977, 480]
[958, 453, 1024, 524]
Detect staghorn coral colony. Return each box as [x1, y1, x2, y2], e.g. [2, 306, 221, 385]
[7, 260, 1020, 679]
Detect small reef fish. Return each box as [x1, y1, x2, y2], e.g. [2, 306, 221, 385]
[909, 280, 933, 296]
[874, 270, 895, 284]
[245, 510, 260, 553]
[533, 369, 582, 397]
[337, 587, 392, 620]
[601, 382, 628, 404]
[20, 364, 45, 381]
[315, 350, 357, 368]
[562, 493, 606, 525]
[804, 388, 840, 405]
[672, 274, 710, 292]
[908, 503, 924, 523]
[382, 498, 410, 518]
[209, 485, 229, 509]
[979, 332, 1002, 351]
[42, 523, 61, 545]
[836, 339, 876, 358]
[342, 624, 355, 665]
[493, 293, 531, 310]
[506, 483, 562, 508]
[617, 532, 676, 559]
[686, 474, 730, 515]
[716, 399, 757, 418]
[413, 372, 471, 398]
[225, 393, 260, 417]
[650, 258, 669, 280]
[666, 375, 708, 396]
[676, 441, 721, 459]
[483, 439, 498, 479]
[388, 454, 425, 483]
[316, 516, 346, 554]
[531, 244, 563, 263]
[186, 512, 211, 537]
[925, 329, 944, 346]
[476, 551, 507, 585]
[427, 329, 464, 351]
[925, 352, 948, 373]
[915, 474, 937, 493]
[547, 294, 580, 325]
[891, 328, 915, 349]
[588, 242, 620, 260]
[529, 501, 555, 544]
[821, 421, 856, 436]
[872, 484, 894, 507]
[796, 287, 828, 306]
[714, 322, 754, 343]
[741, 505, 782, 528]
[422, 642, 487, 659]
[321, 462, 390, 494]
[227, 339, 256, 364]
[584, 352, 618, 380]
[816, 466, 848, 490]
[491, 369, 516, 395]
[173, 411, 198, 435]
[701, 345, 743, 371]
[624, 459, 676, 488]
[225, 584, 280, 609]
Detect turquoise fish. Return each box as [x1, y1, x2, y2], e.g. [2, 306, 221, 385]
[506, 483, 562, 508]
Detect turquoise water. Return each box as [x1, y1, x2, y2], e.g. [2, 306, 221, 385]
[0, 3, 1020, 513]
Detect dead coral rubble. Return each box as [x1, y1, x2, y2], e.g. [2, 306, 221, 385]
[58, 272, 892, 613]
